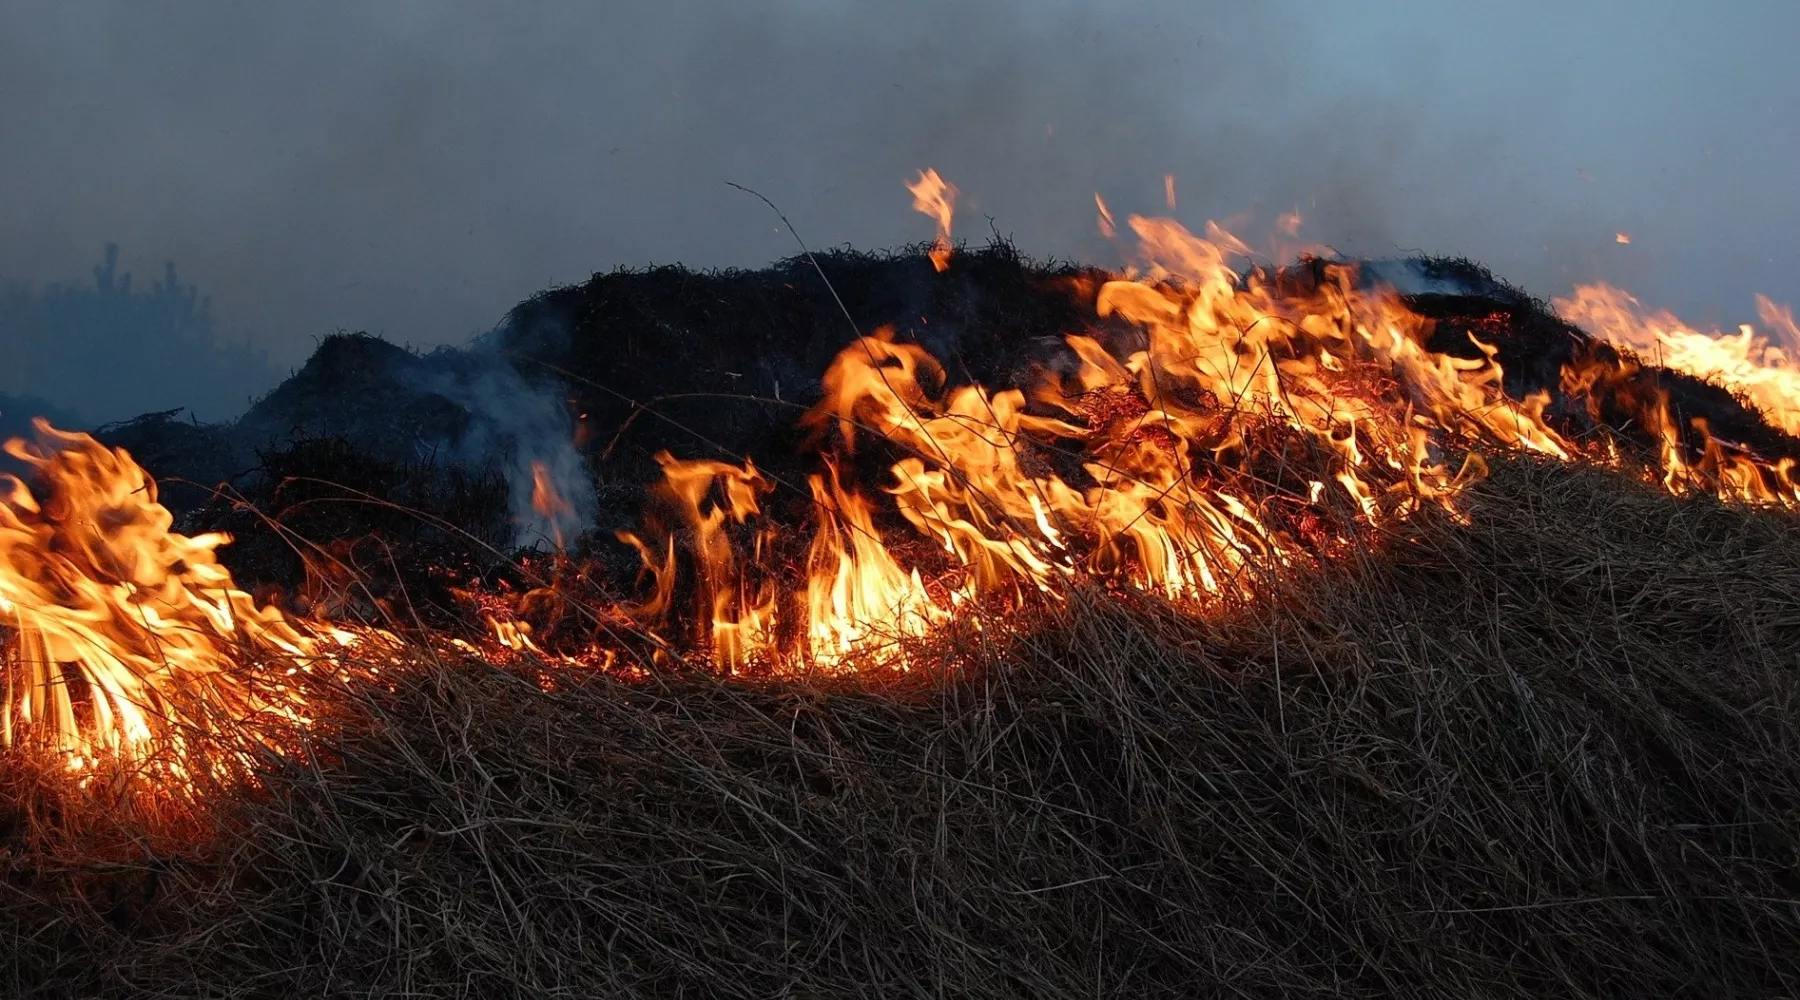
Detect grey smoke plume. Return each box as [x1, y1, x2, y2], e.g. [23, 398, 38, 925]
[420, 352, 595, 551]
[1357, 259, 1506, 300]
[1, 0, 1795, 427]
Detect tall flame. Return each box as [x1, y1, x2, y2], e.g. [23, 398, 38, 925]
[0, 421, 387, 771]
[613, 187, 1602, 671]
[906, 168, 958, 272]
[604, 172, 1800, 672]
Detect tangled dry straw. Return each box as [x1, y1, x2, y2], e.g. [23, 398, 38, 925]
[3, 456, 1799, 997]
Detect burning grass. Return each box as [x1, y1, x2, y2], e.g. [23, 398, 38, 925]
[4, 456, 1798, 997]
[5, 171, 1800, 993]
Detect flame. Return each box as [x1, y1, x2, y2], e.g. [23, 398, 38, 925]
[1615, 232, 1632, 245]
[1556, 284, 1800, 439]
[1164, 174, 1177, 210]
[606, 173, 1800, 672]
[530, 459, 573, 550]
[0, 420, 394, 776]
[907, 168, 957, 272]
[803, 458, 952, 668]
[11, 168, 1800, 786]
[531, 460, 570, 522]
[610, 179, 1607, 671]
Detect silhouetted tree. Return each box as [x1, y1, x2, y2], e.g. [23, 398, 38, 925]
[0, 244, 280, 425]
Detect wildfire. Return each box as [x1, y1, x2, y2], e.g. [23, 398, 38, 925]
[606, 177, 1800, 673]
[907, 167, 958, 272]
[613, 197, 1580, 672]
[6, 169, 1800, 789]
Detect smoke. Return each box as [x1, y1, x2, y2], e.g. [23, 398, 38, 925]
[1357, 259, 1506, 300]
[418, 344, 595, 551]
[0, 0, 1795, 426]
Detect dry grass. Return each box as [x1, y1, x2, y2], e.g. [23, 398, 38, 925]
[4, 457, 1800, 998]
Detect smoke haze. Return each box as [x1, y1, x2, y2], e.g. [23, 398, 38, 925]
[2, 0, 1795, 422]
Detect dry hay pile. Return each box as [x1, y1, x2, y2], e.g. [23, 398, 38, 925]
[2, 455, 1797, 998]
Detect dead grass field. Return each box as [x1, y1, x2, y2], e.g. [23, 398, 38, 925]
[4, 457, 1799, 998]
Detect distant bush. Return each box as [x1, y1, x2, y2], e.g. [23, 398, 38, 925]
[0, 244, 279, 424]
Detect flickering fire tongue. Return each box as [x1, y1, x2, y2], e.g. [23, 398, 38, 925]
[906, 168, 957, 272]
[0, 420, 397, 773]
[531, 459, 575, 550]
[606, 173, 1800, 668]
[1558, 284, 1800, 439]
[2, 168, 1798, 777]
[615, 205, 1561, 668]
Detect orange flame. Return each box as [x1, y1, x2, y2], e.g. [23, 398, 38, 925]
[11, 168, 1800, 782]
[0, 421, 393, 775]
[604, 173, 1800, 673]
[530, 459, 574, 550]
[611, 179, 1614, 671]
[531, 460, 570, 521]
[907, 167, 957, 272]
[1557, 284, 1800, 439]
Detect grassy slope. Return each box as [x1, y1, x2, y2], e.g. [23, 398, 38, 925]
[3, 457, 1798, 998]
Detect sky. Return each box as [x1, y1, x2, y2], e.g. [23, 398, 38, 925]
[1, 0, 1795, 421]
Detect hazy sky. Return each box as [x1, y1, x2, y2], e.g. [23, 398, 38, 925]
[2, 0, 1795, 417]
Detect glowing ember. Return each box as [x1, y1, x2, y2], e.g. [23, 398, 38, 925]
[906, 167, 958, 272]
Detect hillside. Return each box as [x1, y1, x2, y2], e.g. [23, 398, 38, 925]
[2, 238, 1798, 997]
[3, 458, 1797, 997]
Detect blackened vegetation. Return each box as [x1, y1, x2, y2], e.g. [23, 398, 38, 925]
[194, 437, 515, 628]
[85, 408, 246, 514]
[234, 333, 481, 464]
[499, 238, 1118, 493]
